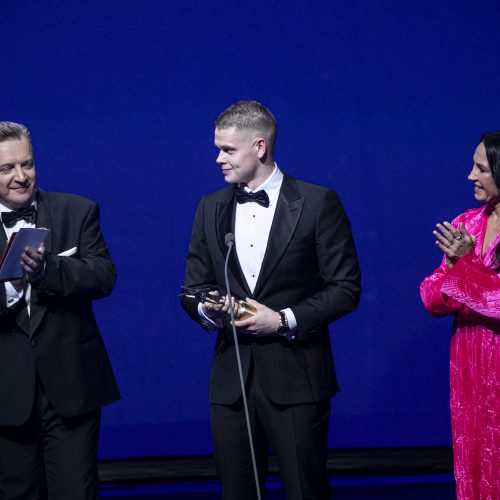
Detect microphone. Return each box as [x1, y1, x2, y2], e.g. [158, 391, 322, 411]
[225, 232, 235, 248]
[222, 232, 261, 499]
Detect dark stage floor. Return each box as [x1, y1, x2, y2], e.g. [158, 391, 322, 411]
[99, 474, 456, 499]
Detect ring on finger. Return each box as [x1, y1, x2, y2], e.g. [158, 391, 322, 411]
[455, 234, 463, 241]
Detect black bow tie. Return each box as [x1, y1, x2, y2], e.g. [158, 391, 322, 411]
[234, 188, 270, 208]
[1, 206, 37, 228]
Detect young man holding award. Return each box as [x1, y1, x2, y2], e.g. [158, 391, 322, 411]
[182, 101, 361, 500]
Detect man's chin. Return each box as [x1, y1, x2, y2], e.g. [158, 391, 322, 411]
[222, 175, 238, 184]
[5, 193, 35, 209]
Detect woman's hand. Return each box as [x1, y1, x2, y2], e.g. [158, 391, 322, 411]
[433, 222, 475, 269]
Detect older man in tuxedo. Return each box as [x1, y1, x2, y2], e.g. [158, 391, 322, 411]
[0, 122, 120, 499]
[182, 101, 361, 499]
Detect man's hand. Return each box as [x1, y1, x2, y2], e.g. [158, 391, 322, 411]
[234, 298, 280, 336]
[21, 243, 45, 283]
[202, 291, 235, 320]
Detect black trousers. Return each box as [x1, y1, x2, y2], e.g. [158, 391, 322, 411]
[211, 367, 331, 500]
[0, 377, 101, 500]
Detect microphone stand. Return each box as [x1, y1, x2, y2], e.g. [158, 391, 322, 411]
[224, 234, 262, 500]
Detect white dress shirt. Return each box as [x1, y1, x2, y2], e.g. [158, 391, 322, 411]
[235, 165, 282, 292]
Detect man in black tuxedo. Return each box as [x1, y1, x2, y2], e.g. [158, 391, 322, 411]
[0, 122, 120, 499]
[182, 101, 361, 499]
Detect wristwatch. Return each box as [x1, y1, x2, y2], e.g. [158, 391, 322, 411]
[276, 310, 290, 337]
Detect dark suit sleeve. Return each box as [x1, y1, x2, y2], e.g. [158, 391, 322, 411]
[181, 196, 217, 326]
[292, 190, 361, 339]
[37, 202, 116, 300]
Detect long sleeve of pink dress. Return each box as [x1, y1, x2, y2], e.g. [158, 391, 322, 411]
[420, 206, 500, 500]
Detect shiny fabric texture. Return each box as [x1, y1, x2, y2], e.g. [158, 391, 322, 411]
[421, 205, 500, 500]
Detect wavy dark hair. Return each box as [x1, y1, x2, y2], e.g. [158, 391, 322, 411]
[0, 121, 33, 154]
[480, 131, 500, 270]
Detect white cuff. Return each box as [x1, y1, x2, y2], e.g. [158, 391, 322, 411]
[5, 282, 24, 308]
[282, 307, 297, 340]
[197, 302, 223, 330]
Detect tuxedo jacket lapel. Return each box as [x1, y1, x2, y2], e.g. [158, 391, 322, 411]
[253, 176, 304, 297]
[35, 190, 52, 253]
[29, 190, 52, 336]
[0, 223, 6, 259]
[215, 192, 252, 298]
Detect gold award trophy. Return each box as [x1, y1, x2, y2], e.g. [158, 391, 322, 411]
[233, 299, 256, 320]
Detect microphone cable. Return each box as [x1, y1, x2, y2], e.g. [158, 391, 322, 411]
[224, 233, 262, 500]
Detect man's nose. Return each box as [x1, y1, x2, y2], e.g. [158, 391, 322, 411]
[216, 151, 225, 165]
[13, 165, 28, 182]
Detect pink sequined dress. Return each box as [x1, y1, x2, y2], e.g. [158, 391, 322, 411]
[420, 205, 500, 500]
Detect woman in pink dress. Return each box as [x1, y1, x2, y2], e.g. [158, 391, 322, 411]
[421, 131, 500, 499]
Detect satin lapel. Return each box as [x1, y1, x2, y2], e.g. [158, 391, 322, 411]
[253, 176, 304, 297]
[34, 190, 52, 253]
[215, 193, 252, 298]
[29, 190, 52, 336]
[0, 222, 6, 258]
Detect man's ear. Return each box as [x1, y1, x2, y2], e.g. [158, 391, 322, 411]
[254, 137, 267, 159]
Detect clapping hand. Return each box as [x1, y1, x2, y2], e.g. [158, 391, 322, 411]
[433, 222, 475, 269]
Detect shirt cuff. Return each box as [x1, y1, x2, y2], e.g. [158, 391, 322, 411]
[282, 307, 297, 340]
[5, 282, 23, 308]
[197, 302, 223, 330]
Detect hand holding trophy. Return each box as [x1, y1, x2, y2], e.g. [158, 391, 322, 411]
[180, 286, 256, 320]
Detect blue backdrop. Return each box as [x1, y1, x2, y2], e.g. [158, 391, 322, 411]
[2, 0, 499, 458]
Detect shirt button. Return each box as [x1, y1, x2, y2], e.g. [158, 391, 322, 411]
[30, 339, 37, 346]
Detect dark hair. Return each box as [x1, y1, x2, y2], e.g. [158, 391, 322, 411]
[215, 100, 277, 153]
[480, 131, 500, 270]
[0, 121, 33, 153]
